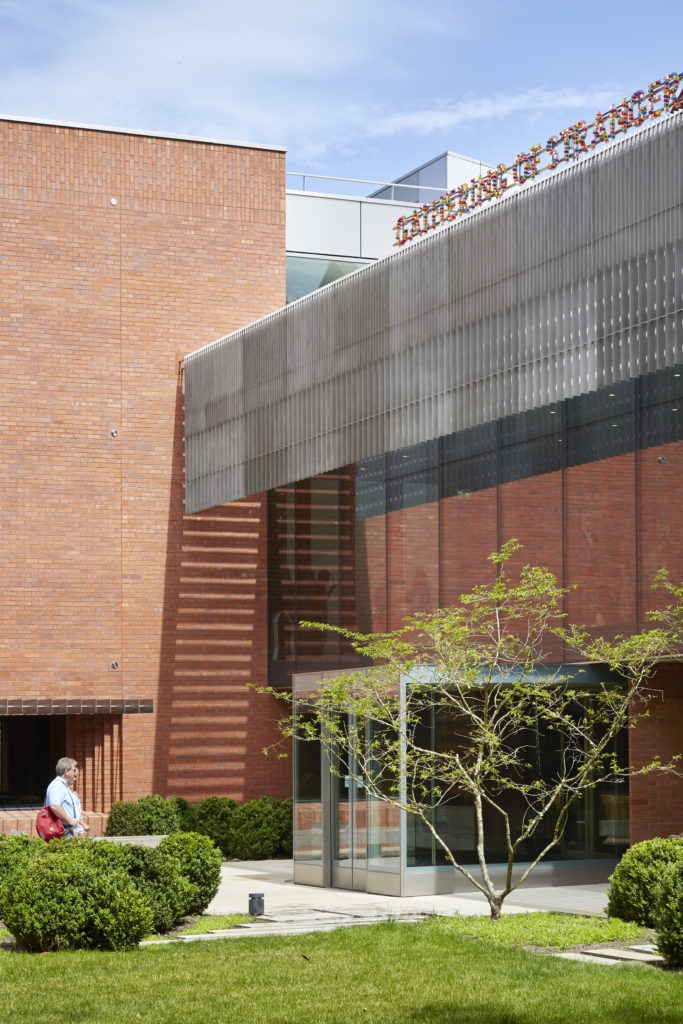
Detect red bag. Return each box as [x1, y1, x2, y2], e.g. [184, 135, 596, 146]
[36, 806, 65, 842]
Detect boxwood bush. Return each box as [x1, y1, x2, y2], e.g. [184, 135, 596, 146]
[607, 837, 683, 926]
[41, 836, 190, 934]
[655, 861, 683, 967]
[104, 800, 145, 837]
[105, 795, 181, 837]
[117, 845, 193, 933]
[0, 834, 45, 918]
[157, 832, 222, 916]
[196, 796, 238, 857]
[4, 851, 153, 951]
[172, 796, 200, 833]
[227, 798, 281, 860]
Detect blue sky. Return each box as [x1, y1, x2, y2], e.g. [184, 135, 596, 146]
[1, 0, 681, 186]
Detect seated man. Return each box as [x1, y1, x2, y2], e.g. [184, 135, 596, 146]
[45, 757, 89, 837]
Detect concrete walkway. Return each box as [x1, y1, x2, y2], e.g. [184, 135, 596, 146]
[207, 859, 609, 924]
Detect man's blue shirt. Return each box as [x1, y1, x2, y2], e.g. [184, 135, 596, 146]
[45, 776, 79, 836]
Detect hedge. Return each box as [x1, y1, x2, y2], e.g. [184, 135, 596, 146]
[4, 851, 153, 952]
[227, 798, 281, 860]
[196, 796, 238, 857]
[105, 795, 181, 837]
[157, 832, 222, 916]
[607, 837, 683, 927]
[0, 834, 46, 918]
[655, 860, 683, 967]
[103, 793, 293, 860]
[117, 844, 193, 933]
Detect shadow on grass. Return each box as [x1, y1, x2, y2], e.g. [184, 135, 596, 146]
[404, 1006, 537, 1024]
[403, 1001, 683, 1024]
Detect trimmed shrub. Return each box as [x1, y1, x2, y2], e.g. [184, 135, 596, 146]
[117, 845, 193, 933]
[43, 837, 191, 933]
[104, 800, 145, 837]
[136, 795, 181, 835]
[157, 832, 222, 916]
[0, 834, 46, 918]
[227, 798, 281, 860]
[257, 796, 293, 855]
[4, 852, 153, 951]
[655, 861, 683, 967]
[196, 796, 238, 857]
[172, 796, 200, 833]
[607, 837, 683, 927]
[105, 795, 181, 837]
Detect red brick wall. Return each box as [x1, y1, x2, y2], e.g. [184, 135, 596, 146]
[565, 453, 637, 640]
[439, 489, 497, 606]
[629, 663, 683, 842]
[387, 502, 440, 628]
[0, 119, 287, 810]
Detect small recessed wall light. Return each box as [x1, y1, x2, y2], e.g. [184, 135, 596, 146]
[110, 198, 118, 206]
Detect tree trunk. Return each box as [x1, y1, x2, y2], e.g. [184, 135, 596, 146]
[488, 897, 503, 921]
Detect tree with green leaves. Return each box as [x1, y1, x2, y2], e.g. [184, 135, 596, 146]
[272, 541, 682, 920]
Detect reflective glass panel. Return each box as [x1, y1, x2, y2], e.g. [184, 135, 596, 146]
[287, 256, 369, 303]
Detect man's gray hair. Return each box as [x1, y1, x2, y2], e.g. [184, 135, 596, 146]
[55, 757, 77, 776]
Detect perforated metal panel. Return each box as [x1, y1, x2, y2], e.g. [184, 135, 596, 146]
[185, 114, 683, 512]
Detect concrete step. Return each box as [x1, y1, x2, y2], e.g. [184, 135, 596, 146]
[553, 951, 623, 965]
[581, 947, 663, 965]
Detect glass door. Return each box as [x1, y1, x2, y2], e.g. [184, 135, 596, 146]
[330, 716, 367, 890]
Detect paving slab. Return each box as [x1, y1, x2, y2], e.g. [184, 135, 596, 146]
[207, 859, 608, 920]
[586, 947, 663, 964]
[553, 951, 622, 965]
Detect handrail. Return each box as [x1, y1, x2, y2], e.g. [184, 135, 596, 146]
[286, 171, 445, 199]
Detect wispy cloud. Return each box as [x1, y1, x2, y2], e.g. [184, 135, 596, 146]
[0, 0, 650, 178]
[363, 87, 621, 137]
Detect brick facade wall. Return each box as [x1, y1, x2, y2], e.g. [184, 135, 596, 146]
[345, 440, 683, 840]
[0, 119, 287, 811]
[629, 663, 683, 842]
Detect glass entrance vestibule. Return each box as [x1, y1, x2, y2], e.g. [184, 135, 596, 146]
[292, 668, 629, 896]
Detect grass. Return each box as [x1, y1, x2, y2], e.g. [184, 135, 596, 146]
[176, 913, 251, 935]
[1, 918, 681, 1024]
[143, 913, 251, 941]
[440, 911, 650, 951]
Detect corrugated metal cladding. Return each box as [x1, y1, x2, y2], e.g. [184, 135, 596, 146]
[185, 113, 683, 513]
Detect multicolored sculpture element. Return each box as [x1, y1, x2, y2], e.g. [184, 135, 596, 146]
[393, 73, 683, 247]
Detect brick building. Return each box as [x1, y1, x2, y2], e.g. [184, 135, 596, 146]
[0, 117, 288, 828]
[1, 99, 681, 892]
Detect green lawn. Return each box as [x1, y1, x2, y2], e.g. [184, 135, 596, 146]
[2, 919, 681, 1024]
[143, 913, 252, 941]
[439, 911, 650, 951]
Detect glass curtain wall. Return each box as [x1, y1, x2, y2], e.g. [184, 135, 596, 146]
[271, 365, 682, 686]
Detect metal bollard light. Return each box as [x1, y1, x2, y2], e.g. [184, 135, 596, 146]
[248, 892, 264, 916]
